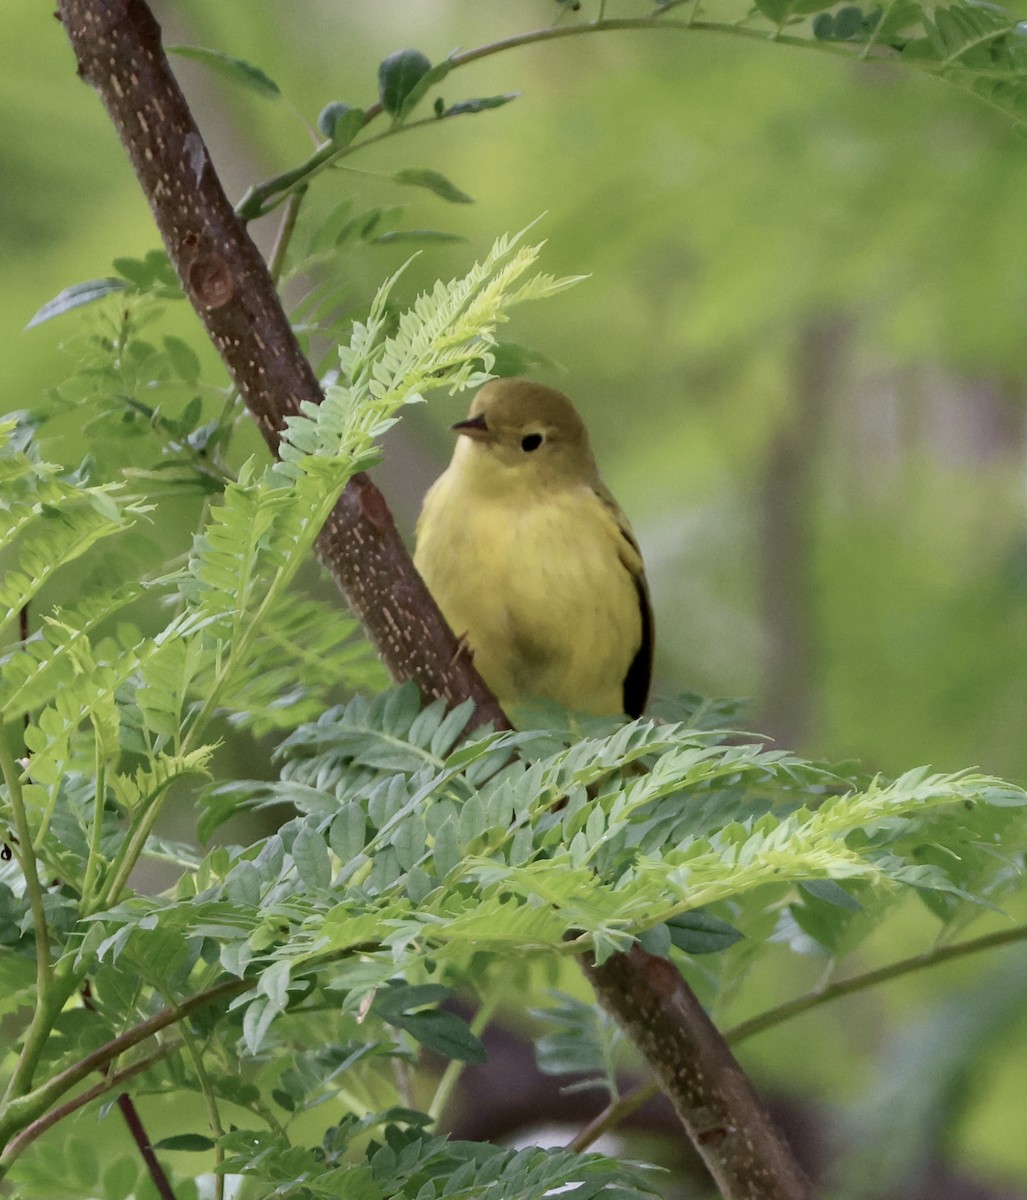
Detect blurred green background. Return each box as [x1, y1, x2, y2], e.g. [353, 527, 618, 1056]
[5, 2, 1027, 1195]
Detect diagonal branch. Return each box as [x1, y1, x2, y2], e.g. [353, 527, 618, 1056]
[54, 5, 811, 1197]
[56, 0, 498, 718]
[583, 946, 813, 1200]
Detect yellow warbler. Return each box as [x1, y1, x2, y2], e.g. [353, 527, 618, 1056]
[414, 378, 653, 718]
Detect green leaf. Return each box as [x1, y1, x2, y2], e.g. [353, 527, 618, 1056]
[378, 48, 432, 116]
[292, 824, 332, 890]
[754, 0, 791, 20]
[370, 229, 466, 246]
[163, 335, 201, 384]
[393, 1009, 487, 1063]
[153, 1133, 216, 1152]
[167, 45, 282, 99]
[397, 58, 452, 120]
[68, 1138, 100, 1187]
[443, 94, 519, 117]
[393, 167, 473, 204]
[533, 991, 620, 1085]
[318, 100, 352, 138]
[318, 103, 365, 148]
[330, 804, 368, 865]
[665, 910, 744, 954]
[102, 1157, 140, 1200]
[799, 878, 863, 910]
[372, 982, 449, 1019]
[25, 277, 127, 329]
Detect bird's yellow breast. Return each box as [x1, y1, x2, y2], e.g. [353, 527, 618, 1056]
[414, 464, 642, 716]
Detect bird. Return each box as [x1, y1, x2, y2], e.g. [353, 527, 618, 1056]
[414, 377, 653, 718]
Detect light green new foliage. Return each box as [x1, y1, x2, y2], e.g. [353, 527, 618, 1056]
[129, 687, 1021, 1030]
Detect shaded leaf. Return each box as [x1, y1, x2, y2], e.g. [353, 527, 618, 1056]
[443, 94, 520, 117]
[370, 229, 466, 246]
[168, 45, 281, 99]
[26, 278, 127, 329]
[153, 1133, 216, 1152]
[393, 167, 473, 204]
[378, 48, 432, 116]
[394, 1009, 487, 1063]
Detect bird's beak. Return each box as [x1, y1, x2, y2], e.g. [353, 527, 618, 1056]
[451, 413, 491, 442]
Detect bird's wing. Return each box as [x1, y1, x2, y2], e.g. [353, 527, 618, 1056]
[595, 485, 654, 719]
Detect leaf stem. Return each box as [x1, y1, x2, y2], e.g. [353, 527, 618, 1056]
[724, 920, 1027, 1044]
[268, 186, 307, 285]
[80, 723, 107, 909]
[176, 1010, 226, 1200]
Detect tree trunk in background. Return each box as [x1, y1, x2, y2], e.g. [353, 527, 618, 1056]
[758, 317, 849, 749]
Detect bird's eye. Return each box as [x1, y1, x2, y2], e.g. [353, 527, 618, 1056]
[521, 433, 543, 452]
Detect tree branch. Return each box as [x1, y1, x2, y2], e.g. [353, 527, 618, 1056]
[56, 0, 499, 718]
[54, 4, 811, 1196]
[583, 946, 814, 1200]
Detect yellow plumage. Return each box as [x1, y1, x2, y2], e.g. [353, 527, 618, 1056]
[414, 378, 653, 718]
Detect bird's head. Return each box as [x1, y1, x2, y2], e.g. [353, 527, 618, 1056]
[450, 377, 597, 489]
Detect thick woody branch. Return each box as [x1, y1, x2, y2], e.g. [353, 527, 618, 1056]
[55, 4, 811, 1196]
[584, 947, 814, 1200]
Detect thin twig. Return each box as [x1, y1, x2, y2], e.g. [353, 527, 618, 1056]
[725, 920, 1027, 1044]
[3, 1043, 178, 1165]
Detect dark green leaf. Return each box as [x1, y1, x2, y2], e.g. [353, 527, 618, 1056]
[318, 100, 352, 138]
[393, 167, 473, 204]
[394, 1009, 487, 1063]
[153, 1133, 216, 1152]
[144, 247, 179, 288]
[318, 103, 365, 149]
[373, 982, 450, 1018]
[443, 93, 519, 117]
[638, 922, 672, 957]
[799, 879, 863, 910]
[834, 6, 866, 38]
[378, 48, 432, 116]
[789, 892, 856, 953]
[26, 278, 127, 329]
[370, 230, 466, 246]
[666, 909, 744, 954]
[398, 58, 452, 120]
[167, 45, 281, 99]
